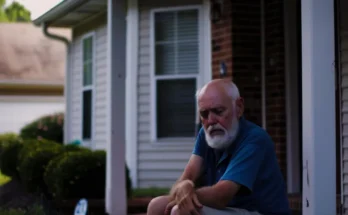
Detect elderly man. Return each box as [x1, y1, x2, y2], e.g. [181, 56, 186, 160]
[147, 79, 290, 215]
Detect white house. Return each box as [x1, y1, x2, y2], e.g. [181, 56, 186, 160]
[33, 0, 344, 214]
[0, 23, 69, 135]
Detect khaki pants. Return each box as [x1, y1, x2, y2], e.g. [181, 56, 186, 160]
[198, 206, 262, 215]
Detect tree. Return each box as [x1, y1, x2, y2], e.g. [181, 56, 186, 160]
[0, 0, 8, 22]
[0, 1, 31, 22]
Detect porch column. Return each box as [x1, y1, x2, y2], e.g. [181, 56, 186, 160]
[301, 0, 336, 214]
[106, 0, 127, 214]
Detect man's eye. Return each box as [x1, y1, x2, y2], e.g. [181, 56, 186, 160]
[212, 109, 224, 115]
[200, 111, 209, 119]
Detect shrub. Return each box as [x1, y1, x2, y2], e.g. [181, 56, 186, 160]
[62, 143, 91, 153]
[17, 139, 63, 193]
[0, 133, 18, 154]
[0, 138, 23, 179]
[44, 150, 132, 200]
[19, 112, 64, 144]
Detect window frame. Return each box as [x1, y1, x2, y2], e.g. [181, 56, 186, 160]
[81, 31, 96, 148]
[149, 5, 204, 143]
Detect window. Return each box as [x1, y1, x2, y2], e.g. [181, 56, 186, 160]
[152, 7, 201, 139]
[82, 35, 94, 140]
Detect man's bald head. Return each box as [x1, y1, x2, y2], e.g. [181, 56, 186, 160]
[196, 79, 243, 150]
[196, 79, 240, 103]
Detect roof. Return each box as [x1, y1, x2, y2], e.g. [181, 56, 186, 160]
[0, 23, 71, 85]
[33, 0, 107, 28]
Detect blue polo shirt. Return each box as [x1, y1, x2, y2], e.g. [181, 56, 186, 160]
[193, 117, 290, 215]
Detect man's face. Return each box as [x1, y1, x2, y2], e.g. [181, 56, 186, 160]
[198, 87, 241, 150]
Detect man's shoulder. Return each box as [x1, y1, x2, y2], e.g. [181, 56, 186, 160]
[241, 120, 273, 147]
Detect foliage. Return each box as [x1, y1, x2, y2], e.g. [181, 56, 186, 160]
[44, 149, 132, 200]
[0, 1, 31, 22]
[17, 139, 63, 193]
[62, 143, 91, 153]
[132, 187, 170, 198]
[0, 138, 23, 179]
[44, 150, 106, 199]
[0, 170, 11, 186]
[20, 112, 64, 144]
[0, 132, 19, 154]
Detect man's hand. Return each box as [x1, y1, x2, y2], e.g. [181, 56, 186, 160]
[165, 180, 202, 215]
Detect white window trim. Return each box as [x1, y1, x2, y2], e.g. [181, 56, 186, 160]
[81, 31, 96, 149]
[149, 5, 207, 144]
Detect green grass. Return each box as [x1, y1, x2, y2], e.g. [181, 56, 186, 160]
[132, 187, 170, 198]
[0, 170, 11, 186]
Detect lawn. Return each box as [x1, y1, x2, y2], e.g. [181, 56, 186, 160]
[0, 170, 11, 186]
[132, 187, 170, 198]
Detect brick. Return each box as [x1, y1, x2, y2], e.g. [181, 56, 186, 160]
[210, 0, 287, 182]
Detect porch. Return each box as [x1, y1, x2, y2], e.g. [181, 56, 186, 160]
[32, 0, 339, 214]
[108, 0, 338, 212]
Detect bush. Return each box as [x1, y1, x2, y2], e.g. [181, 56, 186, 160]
[0, 133, 18, 154]
[44, 150, 132, 200]
[62, 143, 91, 153]
[19, 112, 64, 144]
[17, 139, 63, 193]
[0, 138, 23, 179]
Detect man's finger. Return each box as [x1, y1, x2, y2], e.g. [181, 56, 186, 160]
[164, 200, 176, 215]
[187, 201, 200, 215]
[192, 194, 203, 208]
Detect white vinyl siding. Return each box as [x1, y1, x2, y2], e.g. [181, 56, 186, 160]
[68, 24, 108, 150]
[137, 0, 203, 188]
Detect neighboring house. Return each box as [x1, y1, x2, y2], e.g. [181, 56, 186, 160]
[0, 23, 70, 134]
[33, 0, 343, 214]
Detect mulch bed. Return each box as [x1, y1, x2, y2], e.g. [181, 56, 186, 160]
[0, 180, 153, 214]
[0, 179, 38, 210]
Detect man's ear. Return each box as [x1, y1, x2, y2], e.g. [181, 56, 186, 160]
[236, 97, 244, 118]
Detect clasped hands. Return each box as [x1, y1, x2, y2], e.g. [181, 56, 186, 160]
[165, 180, 203, 215]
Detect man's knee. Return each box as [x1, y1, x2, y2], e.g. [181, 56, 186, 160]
[170, 205, 179, 215]
[147, 195, 170, 215]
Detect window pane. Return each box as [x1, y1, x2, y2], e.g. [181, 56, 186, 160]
[83, 36, 93, 86]
[156, 78, 196, 138]
[83, 37, 93, 61]
[83, 62, 93, 86]
[155, 44, 175, 75]
[83, 90, 92, 139]
[155, 12, 175, 42]
[177, 41, 199, 74]
[177, 10, 198, 41]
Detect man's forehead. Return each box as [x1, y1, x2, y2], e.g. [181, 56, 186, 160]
[198, 89, 229, 109]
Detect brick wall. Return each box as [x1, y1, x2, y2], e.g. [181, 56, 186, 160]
[211, 0, 232, 79]
[210, 0, 287, 178]
[264, 0, 287, 179]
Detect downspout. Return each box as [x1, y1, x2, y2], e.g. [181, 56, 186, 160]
[42, 22, 71, 144]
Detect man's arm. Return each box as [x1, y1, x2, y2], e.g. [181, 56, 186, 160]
[195, 180, 240, 209]
[169, 154, 204, 196]
[170, 128, 207, 195]
[194, 132, 268, 209]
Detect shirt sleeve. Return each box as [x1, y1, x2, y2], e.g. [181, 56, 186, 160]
[219, 131, 267, 192]
[192, 127, 207, 158]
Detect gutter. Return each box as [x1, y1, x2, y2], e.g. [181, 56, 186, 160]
[33, 0, 86, 26]
[42, 22, 71, 144]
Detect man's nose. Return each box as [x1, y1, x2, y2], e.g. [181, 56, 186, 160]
[206, 112, 218, 125]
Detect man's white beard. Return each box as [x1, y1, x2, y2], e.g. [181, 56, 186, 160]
[205, 116, 240, 150]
